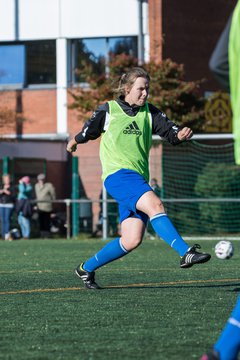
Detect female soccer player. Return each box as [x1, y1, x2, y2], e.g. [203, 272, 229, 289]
[67, 67, 211, 289]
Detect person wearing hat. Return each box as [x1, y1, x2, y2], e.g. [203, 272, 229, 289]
[17, 176, 33, 239]
[35, 173, 56, 237]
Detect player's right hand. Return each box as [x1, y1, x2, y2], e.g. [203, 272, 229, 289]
[66, 139, 77, 153]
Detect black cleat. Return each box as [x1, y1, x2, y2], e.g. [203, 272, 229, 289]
[180, 244, 211, 268]
[200, 349, 220, 360]
[75, 263, 101, 289]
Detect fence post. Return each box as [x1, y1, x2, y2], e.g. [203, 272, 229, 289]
[3, 156, 9, 174]
[65, 199, 71, 239]
[72, 157, 79, 237]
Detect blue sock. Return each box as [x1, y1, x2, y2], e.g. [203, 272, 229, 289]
[214, 297, 240, 360]
[83, 237, 128, 272]
[150, 213, 189, 256]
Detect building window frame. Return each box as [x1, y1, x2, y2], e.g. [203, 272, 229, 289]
[69, 36, 138, 86]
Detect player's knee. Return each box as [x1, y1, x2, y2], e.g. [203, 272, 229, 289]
[121, 236, 142, 251]
[149, 199, 165, 216]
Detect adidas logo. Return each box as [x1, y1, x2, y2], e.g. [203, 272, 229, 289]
[123, 121, 142, 135]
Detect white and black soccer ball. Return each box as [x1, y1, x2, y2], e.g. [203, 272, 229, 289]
[214, 240, 234, 260]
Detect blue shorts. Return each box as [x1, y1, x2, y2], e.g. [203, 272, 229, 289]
[104, 169, 152, 225]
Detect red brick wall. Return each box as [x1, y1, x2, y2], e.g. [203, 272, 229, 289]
[0, 89, 57, 135]
[149, 0, 162, 62]
[22, 90, 57, 133]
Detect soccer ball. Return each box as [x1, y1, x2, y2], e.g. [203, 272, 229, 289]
[214, 240, 234, 260]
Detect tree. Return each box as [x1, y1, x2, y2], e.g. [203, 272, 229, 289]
[0, 105, 16, 136]
[69, 54, 207, 131]
[0, 91, 24, 137]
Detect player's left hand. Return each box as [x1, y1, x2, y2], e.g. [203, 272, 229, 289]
[177, 127, 193, 141]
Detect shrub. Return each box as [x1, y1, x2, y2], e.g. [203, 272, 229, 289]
[194, 163, 240, 233]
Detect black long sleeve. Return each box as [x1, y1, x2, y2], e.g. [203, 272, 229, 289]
[74, 103, 109, 144]
[149, 103, 182, 145]
[74, 98, 182, 145]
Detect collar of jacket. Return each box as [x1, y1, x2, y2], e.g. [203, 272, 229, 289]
[116, 96, 142, 116]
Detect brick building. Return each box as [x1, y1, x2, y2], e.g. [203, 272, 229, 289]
[0, 0, 236, 228]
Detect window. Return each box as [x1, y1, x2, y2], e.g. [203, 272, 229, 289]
[0, 45, 25, 86]
[26, 41, 56, 85]
[0, 41, 56, 88]
[108, 37, 137, 56]
[72, 39, 106, 84]
[71, 36, 137, 84]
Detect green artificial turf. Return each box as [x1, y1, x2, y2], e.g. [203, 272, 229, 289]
[0, 238, 239, 360]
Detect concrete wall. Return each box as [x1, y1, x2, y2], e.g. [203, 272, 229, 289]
[0, 0, 140, 41]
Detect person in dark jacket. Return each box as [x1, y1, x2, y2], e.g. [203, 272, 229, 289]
[67, 67, 211, 289]
[0, 174, 16, 239]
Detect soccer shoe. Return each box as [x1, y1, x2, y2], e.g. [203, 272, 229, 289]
[199, 349, 220, 360]
[75, 263, 101, 289]
[180, 244, 211, 268]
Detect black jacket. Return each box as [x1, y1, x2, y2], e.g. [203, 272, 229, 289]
[75, 97, 182, 145]
[15, 199, 33, 218]
[0, 185, 16, 204]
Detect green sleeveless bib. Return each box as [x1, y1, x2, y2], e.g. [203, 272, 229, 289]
[100, 100, 152, 181]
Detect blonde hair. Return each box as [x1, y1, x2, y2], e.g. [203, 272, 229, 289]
[115, 67, 150, 97]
